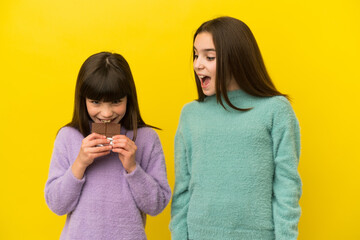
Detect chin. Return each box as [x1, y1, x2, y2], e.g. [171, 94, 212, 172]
[203, 90, 216, 96]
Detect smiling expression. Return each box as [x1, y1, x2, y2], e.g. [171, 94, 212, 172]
[193, 32, 217, 96]
[86, 97, 127, 124]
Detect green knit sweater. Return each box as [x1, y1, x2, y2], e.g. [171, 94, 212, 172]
[170, 90, 302, 240]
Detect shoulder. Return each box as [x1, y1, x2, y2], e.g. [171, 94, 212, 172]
[247, 96, 299, 130]
[271, 96, 297, 117]
[136, 127, 158, 138]
[258, 96, 296, 117]
[264, 96, 299, 130]
[269, 96, 293, 109]
[135, 127, 161, 145]
[181, 100, 201, 114]
[53, 127, 83, 154]
[55, 126, 83, 144]
[178, 100, 203, 122]
[57, 126, 82, 138]
[133, 127, 164, 158]
[175, 101, 198, 131]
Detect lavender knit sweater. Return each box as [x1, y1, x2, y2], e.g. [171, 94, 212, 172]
[45, 126, 171, 240]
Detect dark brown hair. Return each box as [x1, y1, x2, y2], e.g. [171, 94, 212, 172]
[193, 16, 287, 111]
[65, 52, 156, 140]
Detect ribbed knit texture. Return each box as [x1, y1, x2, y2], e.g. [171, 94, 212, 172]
[45, 126, 171, 240]
[170, 89, 302, 240]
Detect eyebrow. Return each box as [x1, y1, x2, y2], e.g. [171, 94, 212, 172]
[193, 47, 216, 52]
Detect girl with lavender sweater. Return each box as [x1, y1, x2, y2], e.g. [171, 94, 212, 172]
[45, 52, 171, 240]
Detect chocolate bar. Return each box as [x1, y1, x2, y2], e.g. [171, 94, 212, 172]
[91, 122, 121, 138]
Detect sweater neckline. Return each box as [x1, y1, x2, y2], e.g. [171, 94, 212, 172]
[226, 89, 248, 99]
[205, 89, 248, 101]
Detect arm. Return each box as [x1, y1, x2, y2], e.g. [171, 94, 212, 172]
[124, 130, 171, 216]
[271, 99, 302, 240]
[44, 129, 85, 216]
[169, 131, 190, 240]
[45, 129, 111, 215]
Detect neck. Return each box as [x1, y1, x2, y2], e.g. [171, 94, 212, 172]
[226, 77, 240, 91]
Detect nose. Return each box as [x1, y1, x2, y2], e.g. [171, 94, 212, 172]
[194, 57, 204, 70]
[100, 105, 113, 118]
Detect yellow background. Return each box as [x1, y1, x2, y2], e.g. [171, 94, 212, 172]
[1, 0, 359, 239]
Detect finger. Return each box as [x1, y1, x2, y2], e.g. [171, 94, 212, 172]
[111, 147, 127, 155]
[112, 146, 137, 159]
[82, 133, 107, 147]
[86, 133, 107, 141]
[112, 138, 136, 148]
[88, 145, 113, 153]
[112, 135, 132, 141]
[111, 147, 121, 153]
[111, 134, 122, 140]
[112, 142, 136, 152]
[88, 138, 111, 148]
[89, 151, 111, 159]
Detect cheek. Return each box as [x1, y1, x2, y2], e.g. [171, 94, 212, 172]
[211, 63, 217, 75]
[86, 104, 95, 117]
[117, 105, 127, 116]
[211, 64, 216, 85]
[86, 109, 97, 118]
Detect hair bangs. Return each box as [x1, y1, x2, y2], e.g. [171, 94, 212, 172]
[81, 67, 129, 102]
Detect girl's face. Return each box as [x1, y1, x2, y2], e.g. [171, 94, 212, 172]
[193, 32, 217, 96]
[86, 97, 127, 124]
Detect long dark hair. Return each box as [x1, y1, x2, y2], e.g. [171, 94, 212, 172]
[66, 52, 156, 140]
[193, 16, 287, 111]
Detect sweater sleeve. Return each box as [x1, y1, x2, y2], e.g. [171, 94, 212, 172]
[170, 129, 190, 240]
[44, 128, 85, 216]
[271, 98, 302, 240]
[125, 130, 171, 216]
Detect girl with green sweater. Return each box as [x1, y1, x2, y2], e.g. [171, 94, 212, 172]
[170, 17, 302, 240]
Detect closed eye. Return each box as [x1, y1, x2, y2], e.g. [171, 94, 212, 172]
[90, 100, 100, 104]
[112, 99, 122, 104]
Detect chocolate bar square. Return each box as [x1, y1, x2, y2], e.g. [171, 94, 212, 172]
[91, 123, 121, 138]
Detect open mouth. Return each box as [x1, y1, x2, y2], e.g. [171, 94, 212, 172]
[199, 75, 211, 88]
[97, 118, 115, 123]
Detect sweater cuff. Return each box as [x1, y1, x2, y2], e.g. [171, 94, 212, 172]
[124, 164, 145, 181]
[171, 228, 188, 240]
